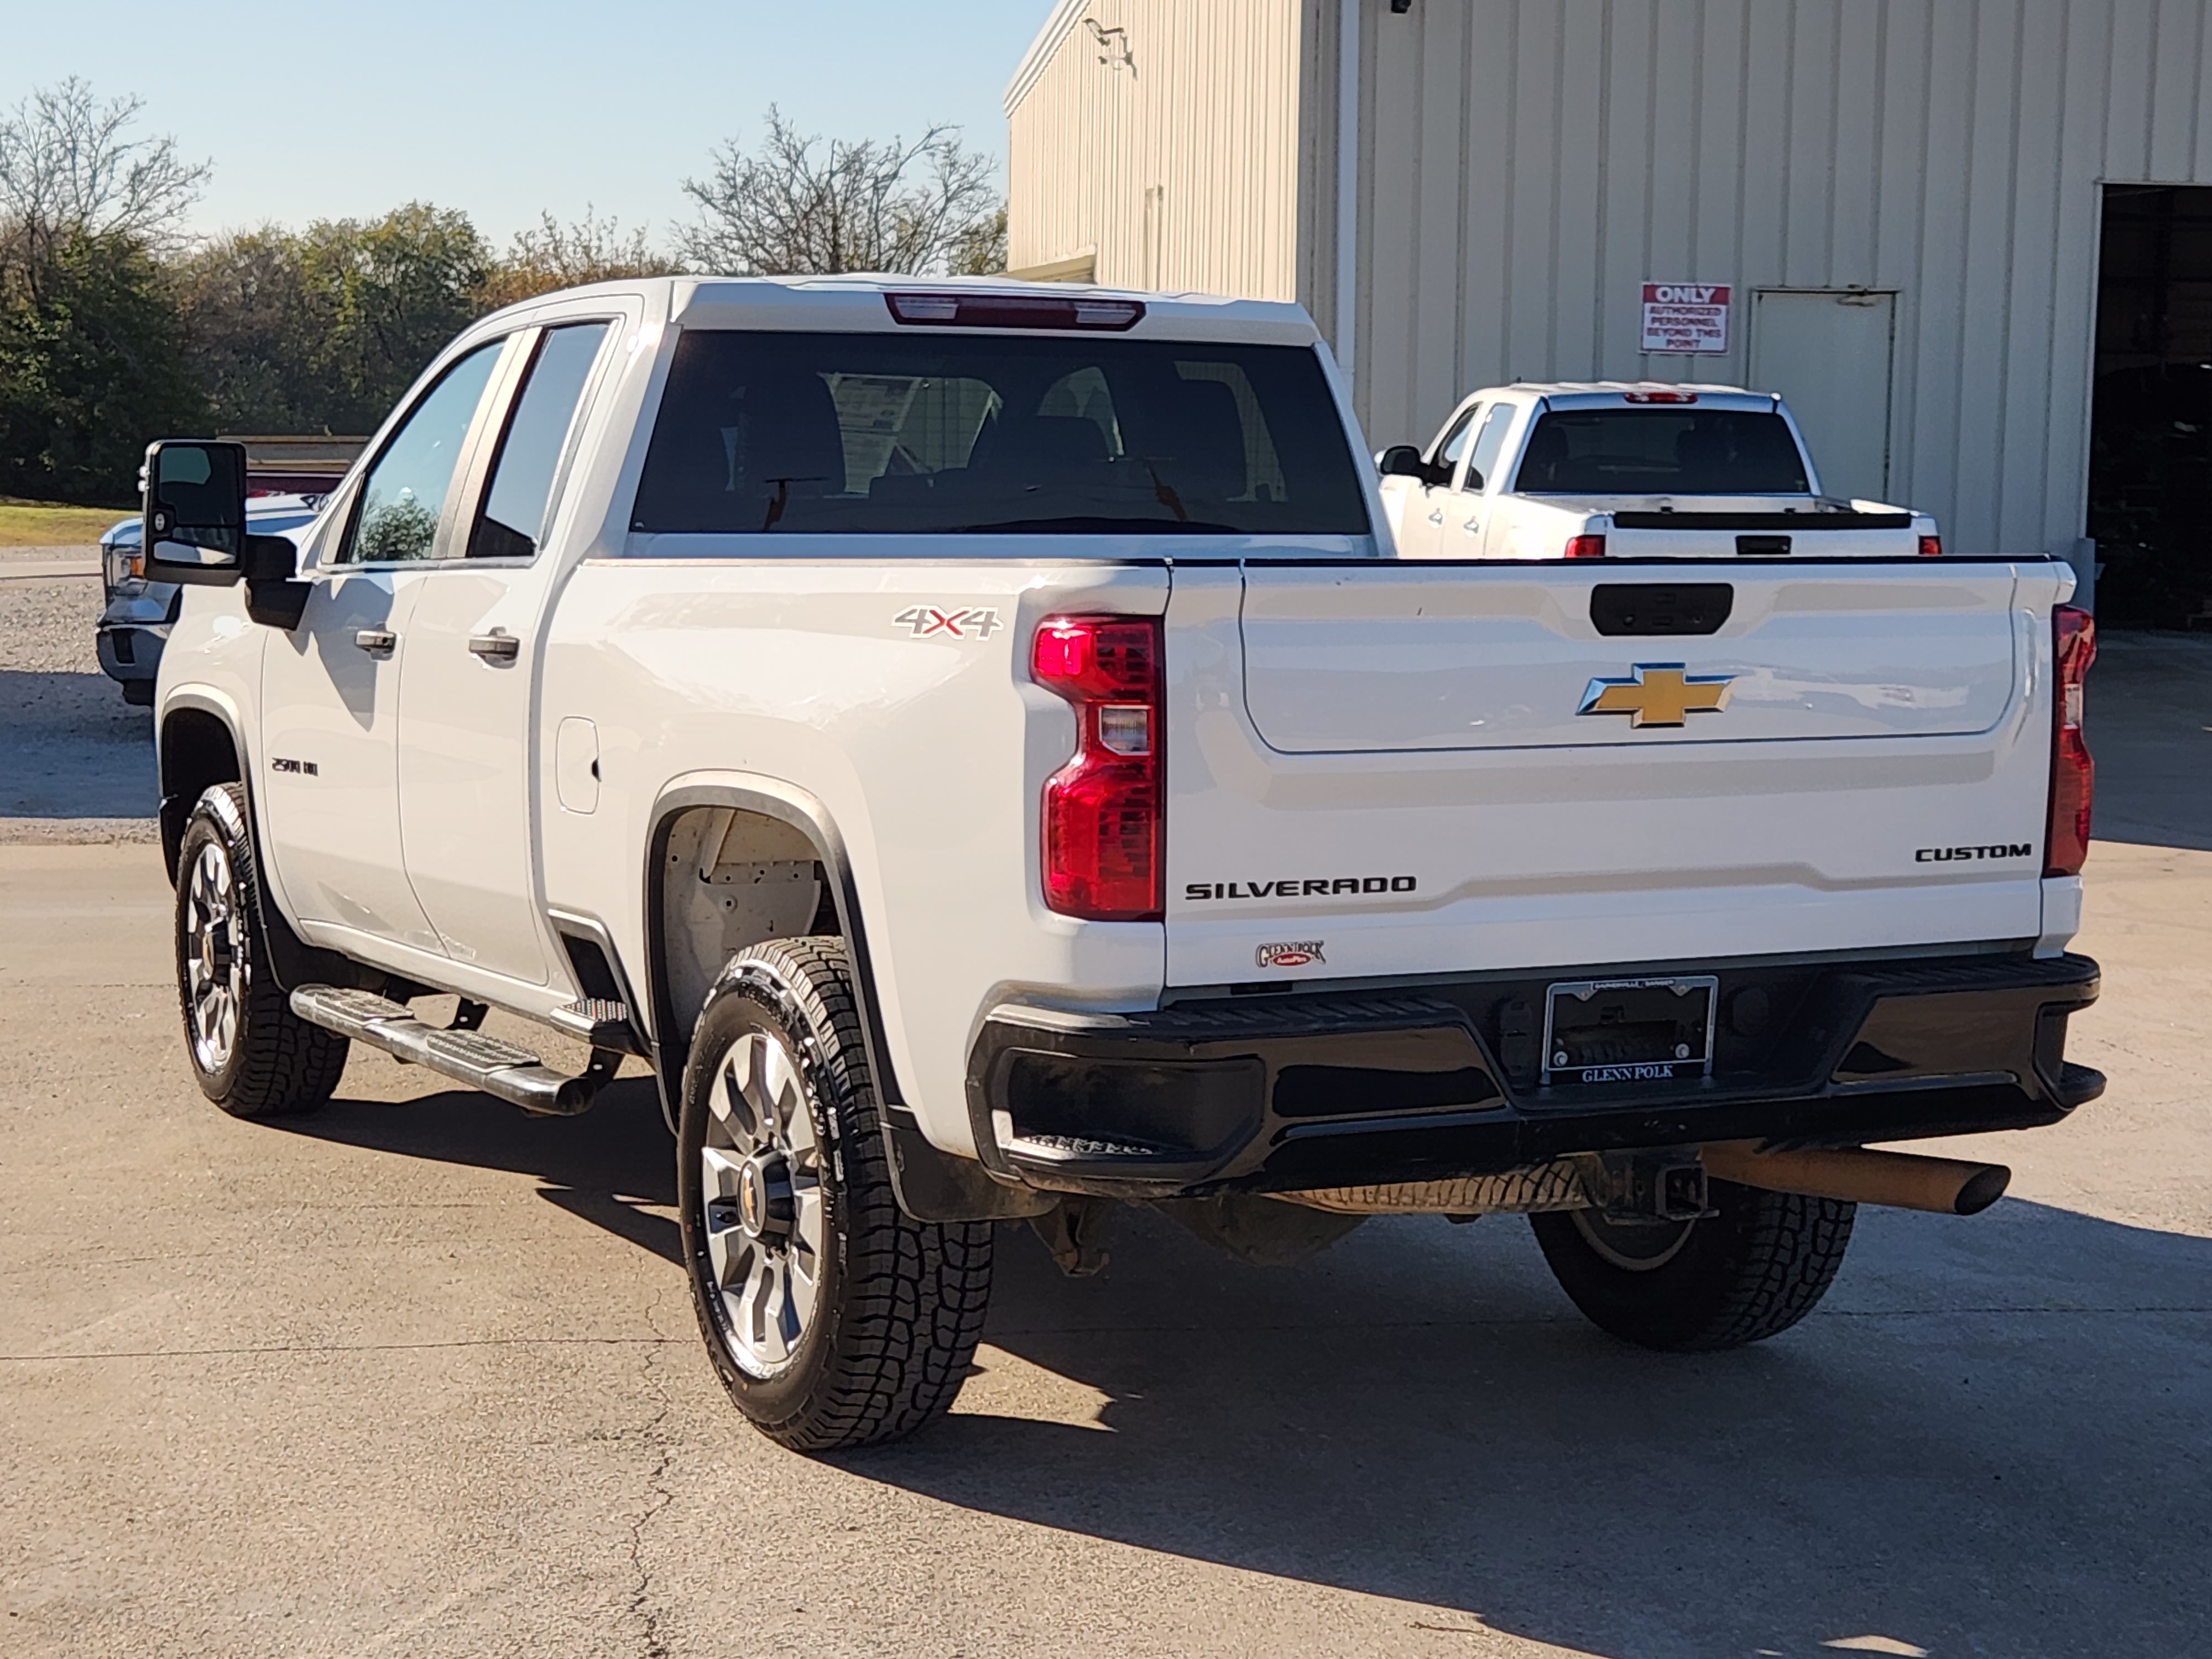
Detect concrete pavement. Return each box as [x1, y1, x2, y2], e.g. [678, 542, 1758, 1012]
[0, 645, 2205, 1658]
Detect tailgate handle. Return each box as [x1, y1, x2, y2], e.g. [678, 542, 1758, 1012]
[1589, 583, 1734, 637]
[1736, 534, 1792, 556]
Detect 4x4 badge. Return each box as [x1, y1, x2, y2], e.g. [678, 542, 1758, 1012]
[1577, 662, 1735, 728]
[893, 606, 1001, 640]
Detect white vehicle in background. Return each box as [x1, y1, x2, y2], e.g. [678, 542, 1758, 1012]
[139, 280, 2100, 1453]
[1376, 383, 1941, 562]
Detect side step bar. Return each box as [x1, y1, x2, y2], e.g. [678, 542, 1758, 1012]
[291, 986, 620, 1116]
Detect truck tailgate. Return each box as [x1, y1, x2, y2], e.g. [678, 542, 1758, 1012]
[1161, 561, 2065, 988]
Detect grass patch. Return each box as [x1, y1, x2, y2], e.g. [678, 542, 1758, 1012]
[0, 497, 135, 547]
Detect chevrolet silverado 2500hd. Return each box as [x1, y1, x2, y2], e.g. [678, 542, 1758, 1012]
[142, 278, 2102, 1451]
[1377, 382, 1941, 561]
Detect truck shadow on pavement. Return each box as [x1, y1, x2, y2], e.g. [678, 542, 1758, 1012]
[877, 1197, 2210, 1659]
[264, 1083, 2208, 1658]
[270, 1074, 681, 1265]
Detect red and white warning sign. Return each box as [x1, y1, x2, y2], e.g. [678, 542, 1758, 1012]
[1640, 283, 1732, 354]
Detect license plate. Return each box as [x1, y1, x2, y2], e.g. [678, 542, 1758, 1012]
[1541, 975, 1718, 1086]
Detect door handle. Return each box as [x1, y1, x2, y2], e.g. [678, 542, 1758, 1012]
[1427, 509, 1445, 525]
[353, 628, 397, 654]
[467, 629, 520, 662]
[1462, 518, 1482, 534]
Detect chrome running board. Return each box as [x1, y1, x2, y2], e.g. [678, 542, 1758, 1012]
[289, 985, 619, 1116]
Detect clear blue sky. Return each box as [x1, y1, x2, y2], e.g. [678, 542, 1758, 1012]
[4, 0, 1055, 247]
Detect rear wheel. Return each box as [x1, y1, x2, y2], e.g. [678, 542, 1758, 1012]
[1530, 1180, 1855, 1351]
[173, 783, 350, 1117]
[677, 937, 993, 1450]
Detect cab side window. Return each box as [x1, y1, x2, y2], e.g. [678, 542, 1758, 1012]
[1430, 405, 1479, 476]
[336, 342, 505, 565]
[469, 323, 614, 560]
[1463, 403, 1517, 491]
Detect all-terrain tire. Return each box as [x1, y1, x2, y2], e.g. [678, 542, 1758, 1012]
[1530, 1178, 1855, 1351]
[174, 782, 350, 1117]
[677, 936, 993, 1451]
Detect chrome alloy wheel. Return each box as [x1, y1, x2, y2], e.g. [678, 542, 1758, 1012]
[183, 839, 246, 1074]
[700, 1029, 827, 1376]
[1570, 1206, 1696, 1272]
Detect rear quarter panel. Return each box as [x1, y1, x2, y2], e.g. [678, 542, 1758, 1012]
[538, 554, 1170, 1156]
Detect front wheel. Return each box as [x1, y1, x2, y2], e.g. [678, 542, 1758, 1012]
[677, 937, 993, 1451]
[173, 782, 351, 1117]
[1530, 1179, 1855, 1351]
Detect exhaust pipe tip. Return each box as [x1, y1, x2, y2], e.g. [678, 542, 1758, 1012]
[1702, 1141, 2013, 1216]
[1952, 1162, 2011, 1215]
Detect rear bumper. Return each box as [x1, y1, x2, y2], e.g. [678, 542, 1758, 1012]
[964, 949, 2103, 1199]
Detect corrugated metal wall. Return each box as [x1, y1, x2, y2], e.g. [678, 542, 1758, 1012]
[1358, 0, 2212, 556]
[1006, 0, 1307, 300]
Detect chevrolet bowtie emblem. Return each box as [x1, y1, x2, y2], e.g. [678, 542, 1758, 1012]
[1577, 663, 1736, 727]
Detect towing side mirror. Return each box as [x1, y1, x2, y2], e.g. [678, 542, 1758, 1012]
[141, 439, 311, 629]
[143, 440, 248, 586]
[1376, 444, 1451, 488]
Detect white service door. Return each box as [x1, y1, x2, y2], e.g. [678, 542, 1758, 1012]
[1750, 289, 1896, 502]
[258, 570, 441, 951]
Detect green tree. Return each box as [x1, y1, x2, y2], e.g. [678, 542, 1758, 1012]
[0, 80, 207, 501]
[0, 228, 202, 502]
[295, 204, 492, 432]
[174, 226, 319, 434]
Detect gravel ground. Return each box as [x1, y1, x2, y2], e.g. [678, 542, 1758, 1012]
[0, 546, 158, 840]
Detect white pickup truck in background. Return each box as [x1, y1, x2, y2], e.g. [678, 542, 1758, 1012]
[139, 280, 2100, 1452]
[1378, 383, 1942, 561]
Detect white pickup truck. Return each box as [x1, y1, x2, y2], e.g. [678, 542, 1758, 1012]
[1377, 382, 1942, 562]
[142, 278, 2102, 1451]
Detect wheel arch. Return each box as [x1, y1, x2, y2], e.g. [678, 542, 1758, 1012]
[643, 777, 1043, 1223]
[644, 776, 902, 1114]
[157, 692, 377, 995]
[158, 693, 248, 880]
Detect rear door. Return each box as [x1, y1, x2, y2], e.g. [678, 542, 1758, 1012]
[1161, 560, 2065, 988]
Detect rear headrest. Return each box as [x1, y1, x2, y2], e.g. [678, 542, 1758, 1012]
[974, 414, 1109, 478]
[1150, 379, 1247, 500]
[1517, 420, 1569, 486]
[742, 371, 846, 491]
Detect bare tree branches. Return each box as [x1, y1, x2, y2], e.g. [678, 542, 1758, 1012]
[0, 78, 209, 269]
[476, 207, 681, 311]
[678, 107, 1003, 277]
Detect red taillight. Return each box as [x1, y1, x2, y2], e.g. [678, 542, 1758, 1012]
[1033, 614, 1162, 920]
[1918, 535, 1943, 558]
[886, 292, 1145, 331]
[1564, 534, 1607, 560]
[1623, 390, 1698, 404]
[2044, 606, 2096, 878]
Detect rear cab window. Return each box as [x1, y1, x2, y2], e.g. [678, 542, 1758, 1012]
[1513, 408, 1810, 494]
[629, 331, 1370, 538]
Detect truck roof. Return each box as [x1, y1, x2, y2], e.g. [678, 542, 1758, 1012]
[1469, 382, 1782, 412]
[486, 274, 1326, 347]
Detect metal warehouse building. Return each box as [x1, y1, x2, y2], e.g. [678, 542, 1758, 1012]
[1006, 1, 2212, 626]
